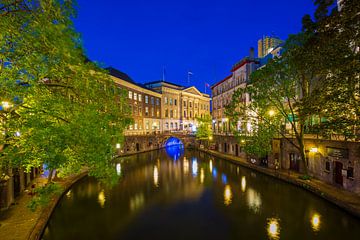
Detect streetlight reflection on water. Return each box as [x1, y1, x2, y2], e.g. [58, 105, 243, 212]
[153, 166, 159, 187]
[267, 218, 280, 240]
[98, 190, 106, 208]
[311, 213, 321, 232]
[241, 176, 246, 192]
[224, 185, 232, 206]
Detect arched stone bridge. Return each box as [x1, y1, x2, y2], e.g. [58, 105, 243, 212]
[121, 132, 196, 155]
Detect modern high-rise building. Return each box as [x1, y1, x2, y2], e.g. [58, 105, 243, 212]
[257, 36, 283, 58]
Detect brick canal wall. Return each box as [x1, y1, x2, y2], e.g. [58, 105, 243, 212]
[212, 134, 360, 195]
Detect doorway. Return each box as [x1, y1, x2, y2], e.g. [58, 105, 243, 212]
[136, 143, 140, 152]
[235, 144, 239, 156]
[289, 153, 299, 171]
[224, 143, 227, 153]
[334, 161, 343, 186]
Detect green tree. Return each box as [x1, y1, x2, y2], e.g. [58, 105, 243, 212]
[195, 114, 213, 146]
[301, 0, 360, 139]
[0, 0, 132, 183]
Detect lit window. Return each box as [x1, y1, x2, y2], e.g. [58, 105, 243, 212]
[129, 91, 132, 99]
[164, 97, 168, 104]
[169, 98, 173, 105]
[138, 94, 142, 101]
[151, 108, 154, 117]
[133, 92, 137, 101]
[145, 107, 149, 116]
[145, 95, 148, 103]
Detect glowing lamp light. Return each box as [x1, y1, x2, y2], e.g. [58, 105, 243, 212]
[310, 147, 318, 153]
[209, 135, 213, 141]
[268, 110, 275, 117]
[116, 143, 121, 149]
[1, 101, 10, 110]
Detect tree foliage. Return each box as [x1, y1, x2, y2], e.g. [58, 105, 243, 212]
[226, 0, 359, 173]
[195, 114, 213, 141]
[0, 0, 132, 183]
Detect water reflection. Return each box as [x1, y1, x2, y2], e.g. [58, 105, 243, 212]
[200, 168, 205, 184]
[183, 157, 189, 175]
[44, 149, 360, 240]
[247, 188, 262, 213]
[192, 158, 198, 177]
[153, 166, 159, 187]
[98, 190, 106, 208]
[241, 176, 246, 192]
[311, 213, 321, 232]
[130, 193, 145, 212]
[116, 163, 121, 176]
[224, 185, 232, 206]
[165, 144, 184, 160]
[267, 218, 280, 240]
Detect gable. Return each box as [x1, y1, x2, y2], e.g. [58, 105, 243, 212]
[183, 86, 202, 96]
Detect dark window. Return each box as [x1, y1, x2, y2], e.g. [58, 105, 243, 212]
[347, 167, 354, 179]
[325, 161, 330, 171]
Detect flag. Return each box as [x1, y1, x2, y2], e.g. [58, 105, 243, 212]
[188, 71, 193, 76]
[205, 82, 210, 87]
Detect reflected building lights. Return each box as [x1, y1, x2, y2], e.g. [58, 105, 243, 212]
[130, 193, 145, 212]
[183, 157, 189, 175]
[116, 163, 121, 176]
[209, 160, 213, 173]
[200, 168, 205, 183]
[221, 173, 227, 185]
[247, 188, 262, 213]
[153, 166, 159, 187]
[241, 176, 246, 192]
[192, 159, 198, 177]
[311, 213, 321, 232]
[267, 218, 280, 240]
[224, 185, 232, 206]
[98, 190, 106, 208]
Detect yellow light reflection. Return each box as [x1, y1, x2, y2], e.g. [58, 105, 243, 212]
[311, 213, 321, 232]
[241, 176, 246, 192]
[200, 168, 205, 184]
[267, 218, 280, 240]
[247, 188, 262, 213]
[209, 160, 213, 173]
[224, 185, 232, 206]
[183, 157, 189, 175]
[98, 190, 106, 208]
[116, 163, 121, 176]
[66, 190, 72, 198]
[153, 166, 159, 187]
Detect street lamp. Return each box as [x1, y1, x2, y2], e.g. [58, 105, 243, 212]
[268, 110, 275, 117]
[1, 101, 11, 111]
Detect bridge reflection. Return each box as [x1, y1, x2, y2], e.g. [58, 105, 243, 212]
[165, 137, 184, 160]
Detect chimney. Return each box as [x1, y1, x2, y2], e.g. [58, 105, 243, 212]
[249, 47, 255, 59]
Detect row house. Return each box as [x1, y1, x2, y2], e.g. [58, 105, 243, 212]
[107, 68, 162, 135]
[211, 48, 260, 134]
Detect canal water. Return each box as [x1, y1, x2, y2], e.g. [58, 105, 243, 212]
[42, 147, 360, 240]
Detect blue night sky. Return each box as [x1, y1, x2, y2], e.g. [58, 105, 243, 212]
[73, 0, 316, 93]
